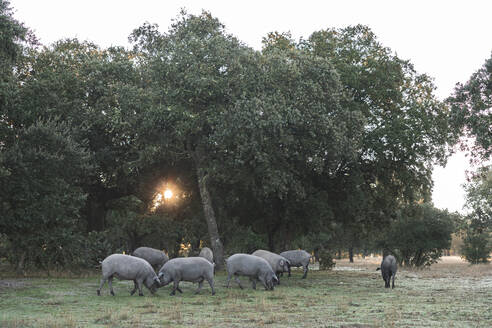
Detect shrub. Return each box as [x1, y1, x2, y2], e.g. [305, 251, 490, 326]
[379, 203, 456, 267]
[318, 248, 336, 270]
[223, 222, 267, 255]
[461, 230, 492, 264]
[83, 231, 114, 268]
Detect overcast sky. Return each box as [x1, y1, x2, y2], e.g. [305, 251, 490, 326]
[10, 0, 492, 213]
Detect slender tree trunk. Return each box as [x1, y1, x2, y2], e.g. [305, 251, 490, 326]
[193, 151, 225, 270]
[16, 251, 26, 275]
[267, 200, 285, 252]
[267, 231, 275, 252]
[349, 247, 354, 263]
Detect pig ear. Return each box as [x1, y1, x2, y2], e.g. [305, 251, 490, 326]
[279, 259, 284, 266]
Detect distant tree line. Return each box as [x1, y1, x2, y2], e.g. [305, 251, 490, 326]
[0, 2, 490, 271]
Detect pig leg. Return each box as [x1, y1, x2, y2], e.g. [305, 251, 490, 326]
[195, 279, 204, 294]
[234, 275, 244, 289]
[136, 279, 144, 296]
[226, 273, 233, 288]
[249, 277, 257, 290]
[258, 276, 268, 290]
[302, 265, 308, 279]
[108, 276, 115, 296]
[97, 276, 107, 296]
[130, 280, 138, 295]
[170, 280, 181, 295]
[207, 277, 215, 295]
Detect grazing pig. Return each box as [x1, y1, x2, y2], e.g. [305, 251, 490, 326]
[158, 257, 215, 295]
[376, 255, 397, 288]
[97, 254, 160, 296]
[226, 253, 278, 290]
[251, 250, 290, 284]
[199, 247, 214, 263]
[280, 250, 312, 279]
[132, 246, 169, 271]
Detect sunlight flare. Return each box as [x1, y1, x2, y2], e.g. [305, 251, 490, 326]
[164, 189, 173, 199]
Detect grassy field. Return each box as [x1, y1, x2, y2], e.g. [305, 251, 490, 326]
[0, 256, 491, 327]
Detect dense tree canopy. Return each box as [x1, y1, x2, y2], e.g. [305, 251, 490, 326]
[260, 26, 457, 257]
[460, 165, 492, 264]
[377, 203, 456, 267]
[448, 53, 492, 263]
[0, 120, 91, 270]
[464, 166, 492, 231]
[448, 53, 492, 160]
[0, 7, 470, 270]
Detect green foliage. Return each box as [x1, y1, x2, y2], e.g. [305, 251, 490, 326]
[463, 166, 492, 232]
[318, 248, 336, 270]
[448, 53, 492, 159]
[91, 186, 209, 259]
[461, 229, 492, 264]
[81, 231, 113, 268]
[5, 37, 157, 236]
[379, 203, 456, 267]
[0, 120, 91, 269]
[295, 25, 455, 257]
[0, 4, 465, 270]
[222, 221, 267, 255]
[262, 31, 296, 52]
[460, 165, 492, 264]
[0, 0, 28, 54]
[0, 0, 32, 78]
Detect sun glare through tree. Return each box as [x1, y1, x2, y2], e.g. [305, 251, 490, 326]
[151, 183, 179, 211]
[164, 189, 173, 199]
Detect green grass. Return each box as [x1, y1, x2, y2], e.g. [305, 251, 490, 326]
[0, 257, 491, 327]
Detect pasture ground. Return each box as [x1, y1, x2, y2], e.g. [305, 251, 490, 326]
[0, 256, 491, 327]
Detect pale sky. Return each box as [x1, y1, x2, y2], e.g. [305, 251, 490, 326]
[10, 0, 492, 214]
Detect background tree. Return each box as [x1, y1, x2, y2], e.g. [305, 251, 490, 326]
[0, 2, 466, 270]
[294, 25, 453, 257]
[0, 120, 91, 271]
[0, 0, 34, 178]
[378, 203, 456, 267]
[448, 53, 492, 263]
[460, 165, 492, 263]
[5, 39, 153, 232]
[129, 11, 264, 268]
[130, 12, 365, 261]
[210, 46, 364, 252]
[448, 53, 492, 161]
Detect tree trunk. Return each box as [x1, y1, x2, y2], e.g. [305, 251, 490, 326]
[349, 247, 354, 263]
[84, 194, 106, 231]
[193, 151, 225, 270]
[16, 251, 26, 275]
[267, 231, 275, 252]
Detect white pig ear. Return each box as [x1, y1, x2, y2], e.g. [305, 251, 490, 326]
[279, 260, 284, 266]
